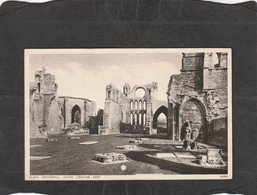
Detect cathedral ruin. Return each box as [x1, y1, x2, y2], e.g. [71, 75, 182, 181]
[29, 52, 228, 148]
[167, 52, 228, 147]
[29, 67, 97, 138]
[102, 82, 167, 135]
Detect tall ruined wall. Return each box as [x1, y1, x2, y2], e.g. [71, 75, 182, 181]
[103, 100, 122, 134]
[60, 97, 97, 128]
[167, 52, 228, 147]
[30, 67, 62, 138]
[180, 53, 204, 92]
[103, 82, 167, 134]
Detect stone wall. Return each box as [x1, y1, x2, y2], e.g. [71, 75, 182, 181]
[103, 82, 168, 134]
[167, 52, 228, 147]
[59, 97, 97, 128]
[30, 67, 59, 137]
[30, 68, 97, 137]
[103, 100, 122, 134]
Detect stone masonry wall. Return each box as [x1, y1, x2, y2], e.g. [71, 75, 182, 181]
[167, 52, 228, 147]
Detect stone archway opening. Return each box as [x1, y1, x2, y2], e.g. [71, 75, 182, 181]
[179, 98, 207, 143]
[153, 106, 168, 135]
[71, 105, 81, 124]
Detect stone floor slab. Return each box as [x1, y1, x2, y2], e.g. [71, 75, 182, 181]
[79, 141, 98, 145]
[156, 153, 176, 158]
[174, 152, 195, 158]
[174, 145, 183, 149]
[30, 145, 42, 148]
[31, 156, 51, 160]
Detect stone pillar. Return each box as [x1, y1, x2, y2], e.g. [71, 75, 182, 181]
[146, 102, 153, 134]
[167, 102, 175, 140]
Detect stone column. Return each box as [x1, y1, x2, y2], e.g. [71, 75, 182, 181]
[167, 102, 175, 140]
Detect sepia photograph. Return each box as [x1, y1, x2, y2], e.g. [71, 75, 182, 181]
[24, 49, 232, 180]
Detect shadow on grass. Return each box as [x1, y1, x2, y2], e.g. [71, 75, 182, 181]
[125, 151, 227, 174]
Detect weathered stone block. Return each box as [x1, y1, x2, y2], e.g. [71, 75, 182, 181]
[93, 153, 127, 164]
[195, 155, 207, 164]
[130, 139, 143, 144]
[207, 149, 224, 165]
[116, 145, 138, 150]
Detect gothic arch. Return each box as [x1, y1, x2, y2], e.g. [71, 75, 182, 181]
[179, 97, 207, 142]
[152, 105, 168, 129]
[71, 105, 81, 124]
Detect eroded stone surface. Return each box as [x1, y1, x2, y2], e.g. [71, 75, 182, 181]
[195, 149, 225, 166]
[30, 67, 97, 138]
[93, 153, 127, 164]
[167, 53, 228, 146]
[116, 145, 138, 150]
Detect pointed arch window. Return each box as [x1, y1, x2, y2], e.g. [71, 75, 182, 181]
[130, 113, 133, 125]
[135, 101, 138, 110]
[139, 113, 142, 125]
[143, 100, 146, 110]
[139, 101, 142, 110]
[130, 101, 133, 110]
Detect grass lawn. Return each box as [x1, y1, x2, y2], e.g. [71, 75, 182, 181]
[30, 133, 227, 175]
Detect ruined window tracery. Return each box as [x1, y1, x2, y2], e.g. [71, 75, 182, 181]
[143, 113, 146, 125]
[130, 113, 133, 125]
[139, 101, 142, 110]
[135, 113, 137, 125]
[143, 100, 146, 110]
[135, 101, 138, 110]
[139, 113, 142, 125]
[130, 101, 133, 110]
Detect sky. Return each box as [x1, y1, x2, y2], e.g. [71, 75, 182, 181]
[29, 51, 182, 110]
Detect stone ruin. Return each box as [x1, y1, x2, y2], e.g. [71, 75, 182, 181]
[116, 145, 138, 151]
[93, 153, 127, 164]
[182, 121, 199, 150]
[64, 123, 89, 135]
[195, 149, 225, 166]
[130, 139, 143, 144]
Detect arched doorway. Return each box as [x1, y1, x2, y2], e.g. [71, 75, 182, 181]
[179, 98, 207, 142]
[71, 105, 81, 124]
[153, 106, 168, 134]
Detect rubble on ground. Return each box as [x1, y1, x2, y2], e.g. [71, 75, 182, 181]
[65, 123, 89, 135]
[130, 139, 143, 144]
[93, 153, 127, 164]
[116, 145, 138, 150]
[195, 149, 225, 165]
